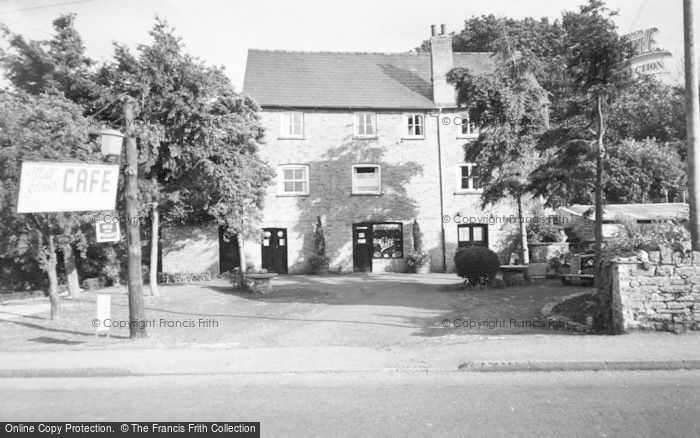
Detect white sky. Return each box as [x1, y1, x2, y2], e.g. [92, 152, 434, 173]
[0, 0, 689, 91]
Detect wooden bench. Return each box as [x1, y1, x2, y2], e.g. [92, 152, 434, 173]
[246, 273, 278, 294]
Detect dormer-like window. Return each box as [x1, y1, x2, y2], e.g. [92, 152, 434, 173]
[456, 163, 481, 191]
[457, 113, 478, 138]
[354, 112, 376, 137]
[280, 112, 304, 138]
[278, 165, 309, 195]
[404, 113, 425, 138]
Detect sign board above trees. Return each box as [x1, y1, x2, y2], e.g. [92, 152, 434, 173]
[16, 161, 119, 213]
[624, 27, 673, 77]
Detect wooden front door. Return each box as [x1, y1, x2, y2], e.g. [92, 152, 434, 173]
[218, 226, 240, 274]
[261, 228, 288, 274]
[352, 223, 372, 273]
[457, 224, 489, 248]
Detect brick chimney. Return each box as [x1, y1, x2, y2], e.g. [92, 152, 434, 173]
[429, 24, 454, 106]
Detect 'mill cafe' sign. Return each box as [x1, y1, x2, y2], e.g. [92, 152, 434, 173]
[16, 161, 119, 213]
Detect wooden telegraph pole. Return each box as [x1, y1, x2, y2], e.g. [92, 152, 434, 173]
[685, 0, 700, 250]
[124, 98, 147, 338]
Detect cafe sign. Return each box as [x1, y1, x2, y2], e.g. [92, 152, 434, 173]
[16, 161, 119, 213]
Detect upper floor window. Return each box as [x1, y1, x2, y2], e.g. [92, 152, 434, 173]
[457, 163, 481, 191]
[457, 113, 478, 138]
[404, 113, 425, 138]
[354, 112, 377, 137]
[280, 112, 304, 138]
[278, 165, 309, 195]
[352, 164, 381, 195]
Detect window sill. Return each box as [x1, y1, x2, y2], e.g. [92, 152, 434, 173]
[277, 193, 310, 197]
[454, 189, 483, 195]
[351, 192, 383, 197]
[401, 136, 425, 140]
[277, 136, 306, 140]
[352, 136, 378, 140]
[457, 135, 478, 140]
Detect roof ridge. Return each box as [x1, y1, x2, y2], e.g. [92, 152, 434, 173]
[248, 48, 494, 56]
[248, 48, 428, 56]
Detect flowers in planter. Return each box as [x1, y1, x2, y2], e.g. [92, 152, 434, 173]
[405, 250, 431, 270]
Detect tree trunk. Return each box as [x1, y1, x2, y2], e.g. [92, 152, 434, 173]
[149, 201, 159, 297]
[63, 242, 81, 298]
[124, 99, 146, 339]
[594, 94, 606, 288]
[517, 195, 529, 264]
[237, 232, 247, 289]
[47, 235, 60, 320]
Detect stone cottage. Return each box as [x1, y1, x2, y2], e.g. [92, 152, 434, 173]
[162, 25, 521, 276]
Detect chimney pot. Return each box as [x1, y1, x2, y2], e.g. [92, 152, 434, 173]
[430, 24, 455, 106]
[431, 24, 437, 37]
[441, 24, 447, 35]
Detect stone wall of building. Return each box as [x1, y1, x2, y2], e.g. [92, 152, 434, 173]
[161, 226, 219, 276]
[608, 250, 700, 334]
[253, 108, 520, 274]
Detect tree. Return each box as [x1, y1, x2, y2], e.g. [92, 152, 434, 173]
[92, 19, 274, 284]
[0, 14, 100, 108]
[534, 0, 632, 275]
[417, 15, 564, 58]
[606, 77, 686, 144]
[0, 91, 98, 318]
[605, 139, 686, 203]
[1, 14, 100, 298]
[448, 48, 549, 264]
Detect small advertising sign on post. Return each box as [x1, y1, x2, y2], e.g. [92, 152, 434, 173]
[95, 221, 120, 243]
[95, 294, 111, 338]
[16, 161, 119, 213]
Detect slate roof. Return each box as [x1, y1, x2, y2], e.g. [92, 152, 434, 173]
[242, 50, 496, 109]
[559, 203, 689, 222]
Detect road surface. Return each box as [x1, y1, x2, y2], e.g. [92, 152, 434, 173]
[2, 370, 699, 437]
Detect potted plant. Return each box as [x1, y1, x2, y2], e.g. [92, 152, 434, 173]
[526, 205, 569, 263]
[309, 216, 330, 275]
[407, 219, 431, 274]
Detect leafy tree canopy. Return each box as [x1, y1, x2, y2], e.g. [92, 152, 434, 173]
[0, 14, 100, 108]
[0, 91, 99, 263]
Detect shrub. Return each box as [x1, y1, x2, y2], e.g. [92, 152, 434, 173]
[606, 216, 690, 255]
[307, 254, 330, 273]
[548, 252, 571, 273]
[307, 216, 330, 274]
[405, 250, 431, 270]
[158, 271, 213, 283]
[527, 204, 562, 243]
[454, 246, 500, 285]
[503, 272, 526, 287]
[223, 268, 248, 291]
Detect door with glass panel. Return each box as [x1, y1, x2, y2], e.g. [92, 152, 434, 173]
[261, 228, 288, 274]
[457, 224, 489, 248]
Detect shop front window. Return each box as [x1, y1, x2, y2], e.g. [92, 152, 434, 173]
[371, 223, 403, 258]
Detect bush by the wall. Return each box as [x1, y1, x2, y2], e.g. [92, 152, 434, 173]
[454, 246, 501, 285]
[158, 271, 213, 283]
